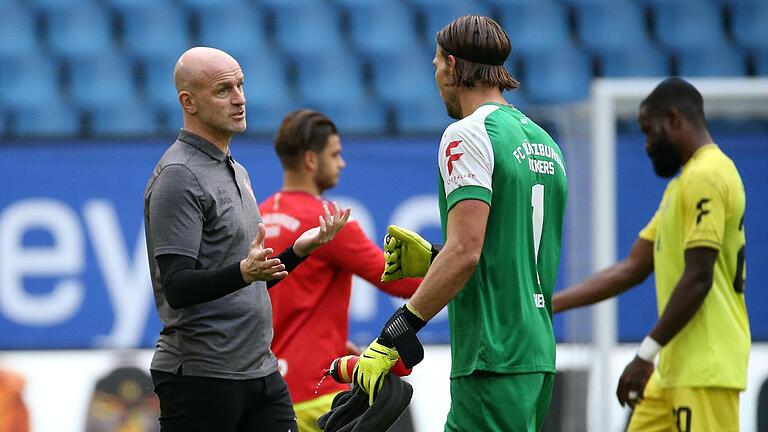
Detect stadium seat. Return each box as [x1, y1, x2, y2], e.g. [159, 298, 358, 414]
[412, 0, 491, 42]
[308, 103, 388, 135]
[731, 2, 768, 52]
[69, 54, 137, 109]
[576, 0, 652, 54]
[0, 3, 38, 58]
[0, 55, 60, 110]
[559, 0, 614, 4]
[677, 44, 747, 76]
[10, 104, 81, 137]
[195, 2, 270, 59]
[371, 51, 436, 105]
[483, 0, 537, 7]
[500, 56, 529, 111]
[653, 0, 727, 52]
[260, 0, 311, 6]
[498, 0, 571, 57]
[521, 44, 592, 104]
[179, 0, 244, 7]
[46, 1, 114, 58]
[120, 1, 192, 61]
[295, 52, 367, 107]
[29, 0, 92, 12]
[755, 51, 768, 76]
[346, 0, 420, 57]
[244, 102, 296, 136]
[270, 2, 346, 59]
[333, 0, 379, 5]
[89, 103, 157, 136]
[103, 0, 156, 9]
[156, 105, 183, 136]
[141, 54, 181, 112]
[637, 0, 691, 5]
[504, 53, 520, 78]
[393, 93, 452, 135]
[600, 43, 669, 77]
[238, 54, 294, 107]
[504, 90, 530, 113]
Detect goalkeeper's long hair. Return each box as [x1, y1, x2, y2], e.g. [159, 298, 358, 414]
[436, 15, 519, 91]
[274, 109, 338, 170]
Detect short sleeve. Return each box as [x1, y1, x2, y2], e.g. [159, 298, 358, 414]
[438, 122, 494, 210]
[148, 164, 205, 259]
[680, 169, 727, 251]
[639, 210, 659, 242]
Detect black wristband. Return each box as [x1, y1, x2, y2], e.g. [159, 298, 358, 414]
[266, 245, 309, 289]
[378, 305, 426, 368]
[401, 305, 427, 332]
[430, 243, 443, 263]
[277, 245, 306, 272]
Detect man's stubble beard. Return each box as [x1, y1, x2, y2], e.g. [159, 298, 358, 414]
[314, 166, 338, 194]
[442, 88, 462, 120]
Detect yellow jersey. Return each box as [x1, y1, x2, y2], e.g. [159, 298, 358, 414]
[639, 144, 750, 390]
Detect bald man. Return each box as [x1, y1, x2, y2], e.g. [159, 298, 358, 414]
[143, 47, 350, 432]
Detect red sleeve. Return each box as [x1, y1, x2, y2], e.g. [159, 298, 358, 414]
[313, 220, 420, 298]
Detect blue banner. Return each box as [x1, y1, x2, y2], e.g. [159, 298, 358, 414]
[0, 138, 459, 349]
[0, 133, 765, 349]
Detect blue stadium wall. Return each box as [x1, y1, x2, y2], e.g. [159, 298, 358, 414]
[0, 131, 765, 349]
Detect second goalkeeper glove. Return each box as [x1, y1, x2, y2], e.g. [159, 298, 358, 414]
[354, 303, 427, 405]
[381, 225, 441, 282]
[353, 339, 399, 406]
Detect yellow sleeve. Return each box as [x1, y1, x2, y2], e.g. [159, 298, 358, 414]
[638, 210, 659, 242]
[680, 169, 727, 251]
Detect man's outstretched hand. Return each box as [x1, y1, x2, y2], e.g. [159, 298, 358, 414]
[293, 202, 351, 256]
[241, 223, 287, 283]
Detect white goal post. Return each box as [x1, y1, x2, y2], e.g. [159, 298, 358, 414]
[589, 78, 768, 432]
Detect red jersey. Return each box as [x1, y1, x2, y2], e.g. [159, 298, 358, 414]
[260, 191, 419, 403]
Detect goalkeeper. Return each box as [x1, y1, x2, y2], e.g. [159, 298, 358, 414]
[354, 15, 568, 432]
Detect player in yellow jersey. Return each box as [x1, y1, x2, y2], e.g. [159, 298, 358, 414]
[553, 77, 749, 431]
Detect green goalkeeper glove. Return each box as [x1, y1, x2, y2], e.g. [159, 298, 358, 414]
[353, 339, 399, 406]
[381, 225, 441, 282]
[355, 304, 427, 405]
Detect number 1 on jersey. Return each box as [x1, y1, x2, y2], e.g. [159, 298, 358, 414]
[531, 184, 544, 284]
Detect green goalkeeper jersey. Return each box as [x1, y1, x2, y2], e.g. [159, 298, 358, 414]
[438, 103, 568, 378]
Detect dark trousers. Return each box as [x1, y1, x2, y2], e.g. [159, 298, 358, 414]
[151, 369, 297, 432]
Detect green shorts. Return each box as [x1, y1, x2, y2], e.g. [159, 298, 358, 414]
[445, 371, 554, 432]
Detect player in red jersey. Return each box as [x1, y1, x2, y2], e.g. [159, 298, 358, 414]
[260, 110, 420, 431]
